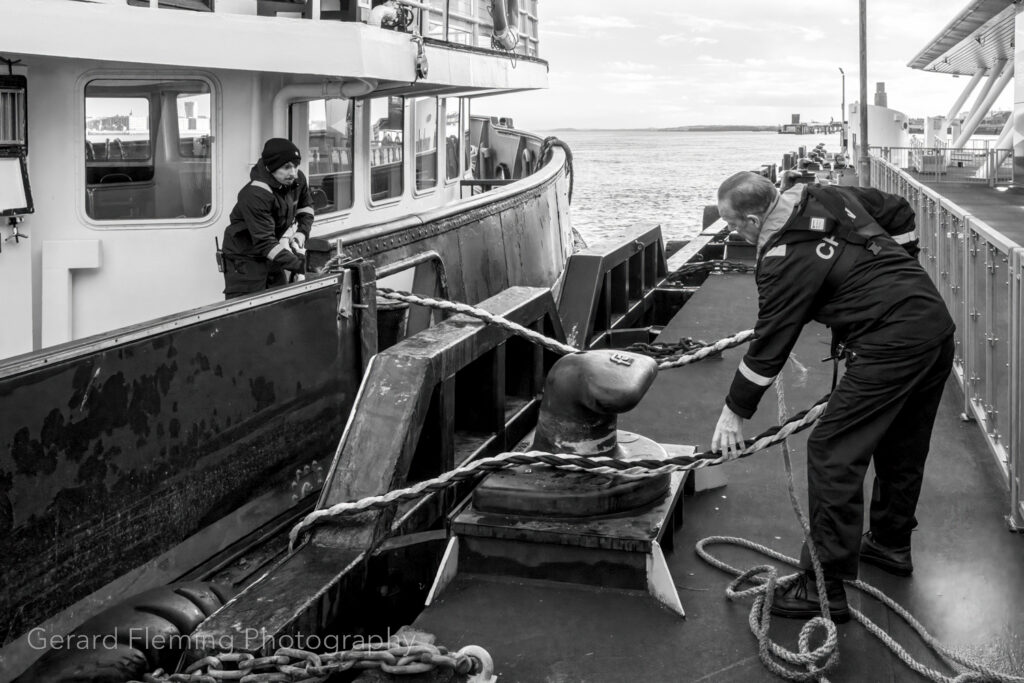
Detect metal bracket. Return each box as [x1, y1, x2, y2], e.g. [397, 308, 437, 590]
[3, 216, 28, 252]
[338, 269, 354, 319]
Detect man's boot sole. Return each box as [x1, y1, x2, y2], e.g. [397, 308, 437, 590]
[860, 548, 913, 576]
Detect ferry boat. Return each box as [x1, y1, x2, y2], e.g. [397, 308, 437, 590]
[5, 1, 1024, 682]
[0, 0, 574, 679]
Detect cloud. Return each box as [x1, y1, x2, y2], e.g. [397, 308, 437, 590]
[605, 61, 658, 73]
[658, 34, 718, 45]
[697, 55, 731, 66]
[547, 15, 639, 37]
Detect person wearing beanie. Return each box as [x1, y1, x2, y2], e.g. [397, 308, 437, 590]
[220, 138, 316, 298]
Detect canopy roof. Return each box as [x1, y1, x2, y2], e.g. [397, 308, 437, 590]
[907, 0, 1015, 75]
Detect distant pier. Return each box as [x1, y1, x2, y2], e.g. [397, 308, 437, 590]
[778, 121, 843, 135]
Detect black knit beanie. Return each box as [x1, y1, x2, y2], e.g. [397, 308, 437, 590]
[261, 138, 301, 172]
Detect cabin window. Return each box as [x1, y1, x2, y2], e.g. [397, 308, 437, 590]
[84, 78, 213, 222]
[304, 97, 354, 214]
[414, 97, 438, 192]
[1, 77, 28, 150]
[369, 95, 404, 202]
[443, 98, 462, 181]
[463, 99, 471, 173]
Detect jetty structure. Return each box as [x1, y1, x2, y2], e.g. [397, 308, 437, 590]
[778, 114, 843, 135]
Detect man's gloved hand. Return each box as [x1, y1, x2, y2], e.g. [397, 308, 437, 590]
[290, 232, 307, 255]
[711, 404, 746, 458]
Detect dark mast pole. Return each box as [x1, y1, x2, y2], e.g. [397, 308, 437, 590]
[859, 0, 870, 186]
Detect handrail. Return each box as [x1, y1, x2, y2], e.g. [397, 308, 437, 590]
[869, 154, 1024, 530]
[226, 0, 541, 55]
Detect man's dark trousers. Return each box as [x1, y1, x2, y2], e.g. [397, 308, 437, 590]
[799, 334, 955, 579]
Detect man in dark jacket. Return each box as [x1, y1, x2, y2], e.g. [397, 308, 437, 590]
[710, 171, 955, 623]
[221, 138, 315, 299]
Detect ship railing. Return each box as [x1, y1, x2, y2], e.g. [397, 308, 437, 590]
[123, 0, 540, 57]
[869, 145, 1012, 187]
[870, 154, 1024, 530]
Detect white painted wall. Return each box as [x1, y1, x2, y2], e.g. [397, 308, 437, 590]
[3, 56, 472, 359]
[849, 102, 911, 165]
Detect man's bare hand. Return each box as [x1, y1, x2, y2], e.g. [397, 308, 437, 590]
[711, 404, 746, 458]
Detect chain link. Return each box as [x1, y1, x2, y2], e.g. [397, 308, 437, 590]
[131, 641, 490, 683]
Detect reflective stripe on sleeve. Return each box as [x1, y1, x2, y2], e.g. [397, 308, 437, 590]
[738, 359, 775, 387]
[250, 180, 272, 193]
[267, 243, 286, 260]
[893, 230, 918, 244]
[297, 206, 315, 216]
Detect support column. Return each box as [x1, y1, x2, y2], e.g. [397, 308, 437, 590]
[946, 69, 987, 122]
[996, 113, 1015, 149]
[954, 60, 1014, 148]
[42, 240, 102, 348]
[960, 62, 1005, 136]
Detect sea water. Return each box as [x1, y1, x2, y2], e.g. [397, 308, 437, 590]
[539, 129, 841, 245]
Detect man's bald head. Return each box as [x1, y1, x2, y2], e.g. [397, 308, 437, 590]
[717, 171, 777, 218]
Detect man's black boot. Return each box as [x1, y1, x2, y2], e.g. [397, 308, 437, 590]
[860, 531, 913, 576]
[770, 572, 850, 623]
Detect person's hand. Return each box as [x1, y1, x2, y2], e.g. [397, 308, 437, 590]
[711, 404, 746, 458]
[290, 232, 307, 255]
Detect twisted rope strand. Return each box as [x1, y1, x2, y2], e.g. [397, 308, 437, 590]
[376, 288, 755, 369]
[288, 396, 829, 549]
[377, 288, 580, 356]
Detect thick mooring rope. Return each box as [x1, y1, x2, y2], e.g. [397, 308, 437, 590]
[288, 397, 829, 548]
[376, 288, 755, 369]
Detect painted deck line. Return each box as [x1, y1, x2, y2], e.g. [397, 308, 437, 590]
[413, 270, 1024, 682]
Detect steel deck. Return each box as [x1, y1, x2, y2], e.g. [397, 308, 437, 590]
[413, 270, 1024, 682]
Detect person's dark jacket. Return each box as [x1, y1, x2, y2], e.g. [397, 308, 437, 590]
[725, 186, 954, 419]
[222, 161, 315, 272]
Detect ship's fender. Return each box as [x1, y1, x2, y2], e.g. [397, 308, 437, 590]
[15, 582, 233, 683]
[490, 0, 520, 50]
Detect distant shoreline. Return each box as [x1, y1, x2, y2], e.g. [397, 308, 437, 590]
[545, 126, 797, 133]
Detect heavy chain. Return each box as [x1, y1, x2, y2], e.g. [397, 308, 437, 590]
[131, 641, 492, 683]
[289, 395, 830, 548]
[623, 337, 707, 360]
[667, 259, 755, 280]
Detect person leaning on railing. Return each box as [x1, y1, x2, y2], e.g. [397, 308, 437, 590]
[220, 138, 314, 299]
[711, 171, 954, 623]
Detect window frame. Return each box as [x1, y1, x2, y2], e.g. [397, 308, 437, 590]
[77, 70, 221, 230]
[298, 96, 356, 218]
[412, 96, 440, 197]
[366, 95, 406, 208]
[443, 97, 463, 186]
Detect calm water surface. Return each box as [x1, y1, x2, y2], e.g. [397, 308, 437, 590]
[539, 129, 841, 245]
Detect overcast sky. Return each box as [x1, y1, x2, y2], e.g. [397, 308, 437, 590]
[481, 0, 1015, 129]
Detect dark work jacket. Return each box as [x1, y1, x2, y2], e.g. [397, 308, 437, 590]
[725, 185, 955, 419]
[222, 161, 315, 272]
